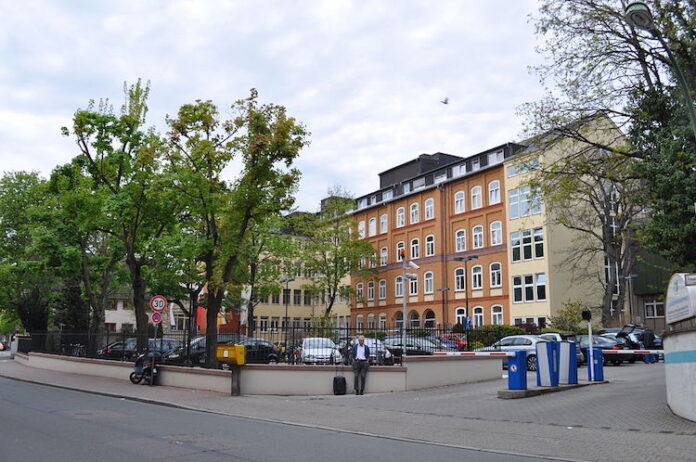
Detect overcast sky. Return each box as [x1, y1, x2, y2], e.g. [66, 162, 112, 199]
[1, 0, 544, 212]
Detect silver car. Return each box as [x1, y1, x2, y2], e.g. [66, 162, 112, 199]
[301, 337, 339, 365]
[477, 335, 549, 371]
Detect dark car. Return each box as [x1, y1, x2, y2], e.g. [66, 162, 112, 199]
[577, 335, 626, 366]
[164, 334, 246, 365]
[238, 337, 279, 364]
[97, 340, 137, 360]
[382, 336, 438, 357]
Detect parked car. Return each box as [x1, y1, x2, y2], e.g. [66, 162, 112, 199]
[300, 337, 340, 364]
[577, 335, 627, 366]
[97, 340, 137, 360]
[382, 335, 439, 357]
[476, 335, 550, 371]
[237, 337, 279, 364]
[439, 333, 467, 351]
[164, 334, 246, 365]
[345, 337, 394, 365]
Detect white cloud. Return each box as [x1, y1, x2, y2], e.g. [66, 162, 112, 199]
[0, 0, 543, 210]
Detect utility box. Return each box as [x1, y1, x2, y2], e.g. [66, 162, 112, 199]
[216, 344, 246, 366]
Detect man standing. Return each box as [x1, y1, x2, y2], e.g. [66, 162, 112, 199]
[351, 335, 370, 395]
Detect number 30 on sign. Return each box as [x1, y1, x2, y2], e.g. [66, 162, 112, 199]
[150, 295, 167, 312]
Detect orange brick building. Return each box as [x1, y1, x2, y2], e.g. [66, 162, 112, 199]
[351, 144, 525, 330]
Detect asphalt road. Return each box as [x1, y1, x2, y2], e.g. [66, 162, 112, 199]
[0, 378, 555, 462]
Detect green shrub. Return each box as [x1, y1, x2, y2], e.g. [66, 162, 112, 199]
[452, 323, 464, 333]
[468, 341, 484, 350]
[362, 330, 387, 341]
[410, 329, 430, 338]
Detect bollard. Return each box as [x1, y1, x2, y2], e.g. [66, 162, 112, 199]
[588, 348, 604, 382]
[536, 341, 559, 387]
[558, 342, 578, 385]
[230, 365, 241, 396]
[508, 350, 527, 390]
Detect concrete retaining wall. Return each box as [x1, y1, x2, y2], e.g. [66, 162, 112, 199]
[16, 352, 502, 395]
[665, 330, 696, 422]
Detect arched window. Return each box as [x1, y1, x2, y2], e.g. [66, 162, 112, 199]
[409, 276, 418, 295]
[455, 229, 466, 252]
[356, 315, 364, 330]
[395, 276, 404, 297]
[471, 186, 482, 209]
[455, 268, 466, 291]
[367, 313, 376, 329]
[489, 180, 501, 205]
[358, 221, 365, 239]
[472, 265, 483, 289]
[378, 279, 387, 300]
[409, 311, 420, 328]
[367, 281, 375, 301]
[379, 313, 387, 329]
[368, 218, 376, 236]
[380, 247, 388, 266]
[423, 309, 436, 328]
[396, 241, 405, 261]
[490, 221, 502, 246]
[396, 207, 405, 227]
[425, 234, 435, 256]
[380, 214, 388, 233]
[394, 311, 404, 329]
[356, 283, 364, 302]
[410, 202, 419, 223]
[456, 307, 467, 325]
[492, 305, 503, 325]
[454, 191, 465, 213]
[410, 238, 420, 259]
[473, 307, 484, 327]
[473, 225, 484, 248]
[424, 198, 434, 220]
[490, 262, 502, 287]
[424, 271, 434, 294]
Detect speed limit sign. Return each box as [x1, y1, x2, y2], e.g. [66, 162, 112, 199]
[149, 295, 167, 312]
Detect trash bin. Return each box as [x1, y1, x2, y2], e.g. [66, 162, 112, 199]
[536, 341, 559, 387]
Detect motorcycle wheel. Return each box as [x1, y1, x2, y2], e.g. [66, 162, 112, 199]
[129, 372, 142, 384]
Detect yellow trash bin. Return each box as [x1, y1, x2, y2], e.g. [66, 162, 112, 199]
[216, 344, 246, 366]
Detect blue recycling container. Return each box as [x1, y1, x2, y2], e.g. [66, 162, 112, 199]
[536, 341, 559, 387]
[508, 350, 527, 390]
[587, 347, 604, 382]
[558, 341, 578, 385]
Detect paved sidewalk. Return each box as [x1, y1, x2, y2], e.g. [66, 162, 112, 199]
[2, 358, 695, 462]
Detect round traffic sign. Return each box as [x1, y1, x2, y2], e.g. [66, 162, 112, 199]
[151, 312, 162, 324]
[150, 295, 167, 312]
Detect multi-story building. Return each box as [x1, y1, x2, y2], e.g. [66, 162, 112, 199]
[351, 145, 525, 330]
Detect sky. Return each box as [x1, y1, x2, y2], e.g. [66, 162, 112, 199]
[1, 0, 544, 212]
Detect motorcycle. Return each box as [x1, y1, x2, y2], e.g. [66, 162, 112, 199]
[129, 352, 160, 385]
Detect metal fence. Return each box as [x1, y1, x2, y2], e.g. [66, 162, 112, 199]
[20, 325, 520, 367]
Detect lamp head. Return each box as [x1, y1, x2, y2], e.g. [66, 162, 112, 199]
[625, 1, 654, 31]
[406, 260, 420, 270]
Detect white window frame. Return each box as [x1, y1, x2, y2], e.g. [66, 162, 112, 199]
[396, 241, 405, 261]
[367, 281, 374, 301]
[509, 189, 519, 219]
[358, 221, 365, 239]
[488, 180, 500, 205]
[455, 268, 465, 291]
[380, 214, 388, 234]
[396, 207, 405, 227]
[425, 234, 435, 256]
[356, 283, 364, 301]
[471, 185, 482, 209]
[472, 265, 483, 289]
[490, 221, 502, 246]
[645, 299, 665, 318]
[456, 307, 467, 325]
[492, 305, 503, 325]
[455, 229, 466, 252]
[473, 225, 484, 249]
[410, 238, 420, 259]
[409, 276, 418, 295]
[490, 262, 502, 288]
[454, 191, 465, 213]
[380, 247, 388, 266]
[410, 202, 419, 224]
[368, 218, 376, 236]
[424, 198, 434, 220]
[473, 306, 484, 327]
[424, 271, 434, 294]
[395, 276, 404, 297]
[378, 280, 387, 300]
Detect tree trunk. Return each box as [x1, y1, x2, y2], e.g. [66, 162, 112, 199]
[127, 256, 149, 352]
[204, 289, 224, 368]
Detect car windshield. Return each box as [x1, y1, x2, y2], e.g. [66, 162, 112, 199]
[304, 338, 335, 349]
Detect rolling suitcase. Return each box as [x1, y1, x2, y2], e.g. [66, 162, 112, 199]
[333, 375, 347, 395]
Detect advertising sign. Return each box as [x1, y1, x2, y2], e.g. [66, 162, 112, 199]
[665, 273, 696, 324]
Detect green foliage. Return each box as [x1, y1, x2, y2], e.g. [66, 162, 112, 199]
[467, 325, 525, 347]
[410, 329, 430, 338]
[362, 330, 387, 341]
[549, 300, 601, 331]
[451, 323, 464, 333]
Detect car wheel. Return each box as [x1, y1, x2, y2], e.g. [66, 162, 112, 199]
[526, 354, 537, 371]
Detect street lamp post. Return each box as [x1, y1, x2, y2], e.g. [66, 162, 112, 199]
[625, 1, 696, 139]
[454, 255, 478, 327]
[280, 278, 295, 351]
[401, 253, 419, 359]
[621, 274, 639, 324]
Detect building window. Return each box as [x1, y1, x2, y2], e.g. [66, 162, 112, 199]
[490, 221, 502, 246]
[455, 229, 466, 252]
[489, 180, 500, 205]
[396, 207, 405, 227]
[454, 191, 465, 213]
[410, 238, 420, 259]
[489, 150, 504, 164]
[424, 271, 434, 294]
[410, 202, 419, 223]
[259, 317, 269, 332]
[492, 305, 503, 325]
[379, 313, 387, 329]
[409, 277, 418, 295]
[413, 177, 425, 190]
[471, 186, 482, 209]
[358, 221, 365, 239]
[472, 265, 483, 289]
[395, 276, 404, 297]
[473, 225, 484, 249]
[425, 235, 435, 256]
[522, 230, 533, 260]
[282, 288, 290, 305]
[356, 315, 364, 330]
[534, 228, 544, 258]
[535, 273, 546, 301]
[513, 276, 523, 302]
[455, 268, 466, 291]
[490, 263, 502, 287]
[270, 317, 280, 331]
[396, 241, 405, 261]
[293, 289, 302, 305]
[474, 307, 484, 327]
[368, 218, 376, 236]
[367, 314, 376, 329]
[509, 189, 519, 219]
[380, 247, 388, 266]
[424, 198, 434, 220]
[367, 281, 375, 301]
[383, 189, 393, 201]
[272, 292, 280, 304]
[380, 214, 388, 234]
[509, 186, 542, 219]
[645, 299, 665, 318]
[456, 307, 467, 325]
[378, 280, 387, 300]
[356, 283, 364, 302]
[304, 291, 312, 305]
[524, 275, 534, 301]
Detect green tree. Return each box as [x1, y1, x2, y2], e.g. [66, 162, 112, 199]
[548, 300, 598, 333]
[292, 190, 376, 317]
[165, 91, 308, 366]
